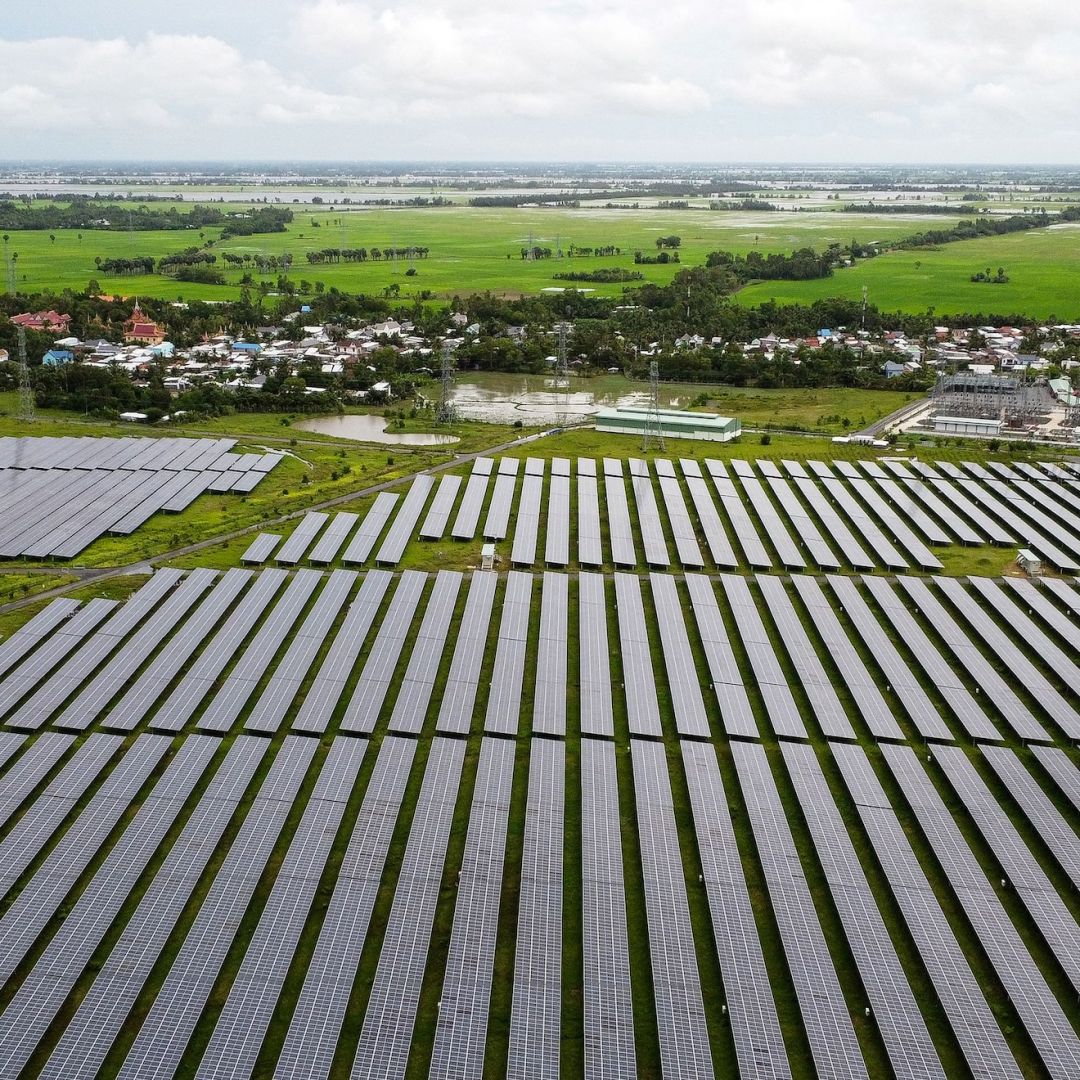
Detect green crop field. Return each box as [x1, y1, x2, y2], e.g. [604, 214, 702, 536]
[4, 207, 938, 302]
[737, 222, 1080, 318]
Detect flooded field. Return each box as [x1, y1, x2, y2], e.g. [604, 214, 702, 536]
[295, 414, 459, 445]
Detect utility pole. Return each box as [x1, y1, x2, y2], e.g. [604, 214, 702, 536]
[642, 359, 665, 452]
[17, 326, 34, 423]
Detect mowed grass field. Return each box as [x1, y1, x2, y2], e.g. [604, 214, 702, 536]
[737, 221, 1080, 319]
[4, 206, 937, 302]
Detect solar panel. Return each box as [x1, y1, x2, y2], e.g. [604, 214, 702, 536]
[1004, 577, 1080, 650]
[757, 575, 857, 739]
[525, 457, 546, 476]
[981, 746, 1080, 891]
[350, 738, 466, 1080]
[613, 574, 663, 737]
[780, 742, 945, 1080]
[579, 573, 614, 738]
[551, 456, 571, 477]
[683, 574, 757, 738]
[150, 569, 288, 731]
[194, 738, 367, 1080]
[511, 471, 544, 566]
[649, 573, 710, 738]
[730, 741, 868, 1080]
[864, 474, 953, 544]
[341, 570, 427, 733]
[507, 739, 564, 1080]
[603, 464, 637, 568]
[898, 577, 1054, 742]
[764, 472, 839, 568]
[473, 456, 495, 476]
[583, 743, 630, 1080]
[545, 472, 571, 566]
[54, 568, 219, 730]
[113, 737, 319, 1080]
[376, 474, 436, 565]
[1042, 577, 1080, 619]
[679, 460, 737, 567]
[861, 576, 1004, 742]
[577, 472, 604, 567]
[720, 574, 806, 739]
[198, 568, 323, 732]
[452, 472, 491, 540]
[0, 730, 76, 829]
[704, 459, 771, 567]
[342, 492, 399, 563]
[276, 512, 329, 564]
[1029, 744, 1080, 813]
[0, 597, 79, 680]
[657, 471, 704, 567]
[681, 741, 790, 1080]
[0, 730, 25, 774]
[420, 475, 463, 540]
[845, 476, 943, 568]
[900, 477, 984, 544]
[533, 572, 568, 736]
[437, 572, 498, 734]
[631, 740, 714, 1080]
[485, 571, 534, 735]
[241, 532, 281, 564]
[309, 512, 360, 563]
[0, 736, 267, 1080]
[829, 744, 1025, 1080]
[484, 461, 519, 540]
[245, 569, 359, 732]
[429, 738, 516, 1080]
[787, 576, 904, 740]
[387, 570, 463, 734]
[880, 743, 1080, 1079]
[730, 461, 804, 568]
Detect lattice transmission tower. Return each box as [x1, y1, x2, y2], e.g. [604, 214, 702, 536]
[554, 321, 571, 429]
[435, 342, 456, 424]
[641, 359, 665, 452]
[17, 327, 34, 423]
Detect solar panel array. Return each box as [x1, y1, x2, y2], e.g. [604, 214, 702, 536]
[485, 571, 534, 735]
[533, 572, 568, 735]
[0, 436, 280, 558]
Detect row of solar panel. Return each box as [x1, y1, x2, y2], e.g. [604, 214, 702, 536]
[238, 452, 1080, 573]
[0, 725, 1076, 1079]
[3, 566, 1080, 746]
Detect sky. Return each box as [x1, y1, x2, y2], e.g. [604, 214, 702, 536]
[0, 0, 1077, 164]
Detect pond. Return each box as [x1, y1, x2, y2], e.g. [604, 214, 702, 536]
[450, 375, 689, 425]
[294, 414, 459, 445]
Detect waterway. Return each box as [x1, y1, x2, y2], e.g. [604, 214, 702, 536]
[294, 414, 459, 445]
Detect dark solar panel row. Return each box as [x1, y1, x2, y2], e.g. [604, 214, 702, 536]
[245, 570, 358, 732]
[1029, 745, 1080, 813]
[681, 741, 790, 1080]
[656, 469, 705, 567]
[194, 738, 367, 1080]
[452, 471, 491, 540]
[276, 736, 416, 1080]
[859, 469, 953, 544]
[680, 459, 738, 567]
[484, 459, 519, 540]
[603, 460, 637, 567]
[507, 738, 564, 1080]
[388, 570, 462, 734]
[0, 735, 267, 1080]
[899, 476, 984, 544]
[150, 569, 289, 731]
[704, 460, 771, 567]
[576, 470, 603, 567]
[829, 744, 1026, 1080]
[627, 461, 669, 567]
[579, 572, 615, 738]
[196, 568, 322, 732]
[880, 744, 1080, 1080]
[309, 511, 360, 564]
[0, 598, 79, 679]
[721, 574, 806, 739]
[780, 743, 946, 1080]
[580, 738, 636, 1080]
[241, 531, 281, 564]
[545, 471, 571, 566]
[757, 576, 857, 740]
[1003, 577, 1080, 650]
[649, 573, 710, 738]
[350, 738, 465, 1080]
[787, 576, 904, 740]
[104, 569, 252, 731]
[511, 470, 544, 566]
[731, 460, 804, 568]
[437, 572, 498, 734]
[782, 459, 876, 569]
[429, 737, 515, 1080]
[276, 512, 329, 564]
[485, 571, 534, 735]
[613, 574, 663, 737]
[684, 574, 757, 738]
[631, 739, 714, 1080]
[108, 737, 319, 1080]
[341, 571, 427, 733]
[764, 471, 839, 568]
[420, 475, 463, 540]
[731, 741, 868, 1080]
[377, 475, 436, 565]
[343, 492, 399, 563]
[0, 730, 76, 828]
[533, 572, 568, 736]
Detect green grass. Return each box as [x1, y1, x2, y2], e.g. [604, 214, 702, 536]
[737, 223, 1080, 318]
[0, 571, 77, 606]
[4, 207, 939, 302]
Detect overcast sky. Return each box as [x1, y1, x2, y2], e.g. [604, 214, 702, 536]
[0, 0, 1076, 163]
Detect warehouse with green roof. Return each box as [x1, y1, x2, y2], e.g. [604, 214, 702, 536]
[594, 405, 741, 442]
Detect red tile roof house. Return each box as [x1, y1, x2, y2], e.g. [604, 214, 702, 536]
[11, 310, 71, 333]
[123, 303, 166, 345]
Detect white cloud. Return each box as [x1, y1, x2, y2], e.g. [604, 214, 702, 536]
[0, 2, 1078, 159]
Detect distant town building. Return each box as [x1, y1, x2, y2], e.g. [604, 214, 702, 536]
[123, 303, 166, 345]
[11, 310, 70, 333]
